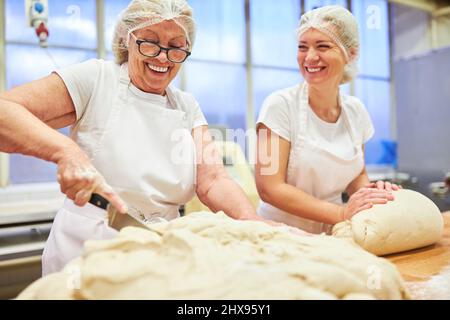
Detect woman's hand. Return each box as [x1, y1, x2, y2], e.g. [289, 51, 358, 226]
[341, 187, 394, 221]
[56, 146, 128, 213]
[368, 180, 403, 192]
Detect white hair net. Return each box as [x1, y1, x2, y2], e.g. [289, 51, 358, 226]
[296, 5, 360, 84]
[112, 0, 196, 65]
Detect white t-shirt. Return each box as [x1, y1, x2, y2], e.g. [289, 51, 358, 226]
[306, 103, 354, 159]
[54, 59, 207, 159]
[257, 84, 374, 159]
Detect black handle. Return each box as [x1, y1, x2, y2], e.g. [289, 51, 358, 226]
[89, 193, 109, 210]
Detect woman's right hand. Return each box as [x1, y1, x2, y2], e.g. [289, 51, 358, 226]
[56, 146, 128, 213]
[340, 187, 394, 221]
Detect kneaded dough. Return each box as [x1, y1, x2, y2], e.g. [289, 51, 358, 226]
[332, 189, 444, 256]
[18, 212, 409, 300]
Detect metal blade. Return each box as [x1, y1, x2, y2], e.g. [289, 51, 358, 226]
[107, 205, 152, 231]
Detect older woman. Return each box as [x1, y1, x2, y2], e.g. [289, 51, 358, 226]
[255, 5, 401, 234]
[0, 0, 263, 275]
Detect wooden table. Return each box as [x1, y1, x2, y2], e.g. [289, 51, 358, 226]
[387, 212, 450, 299]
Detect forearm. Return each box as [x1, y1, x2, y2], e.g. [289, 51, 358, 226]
[197, 175, 258, 220]
[260, 183, 343, 225]
[0, 99, 78, 163]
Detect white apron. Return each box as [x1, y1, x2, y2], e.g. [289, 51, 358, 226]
[42, 64, 196, 275]
[258, 83, 364, 234]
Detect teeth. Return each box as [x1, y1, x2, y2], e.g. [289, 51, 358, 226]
[306, 67, 323, 73]
[147, 64, 168, 73]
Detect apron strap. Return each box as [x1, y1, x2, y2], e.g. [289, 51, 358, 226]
[338, 94, 363, 150]
[165, 86, 181, 111]
[297, 83, 309, 148]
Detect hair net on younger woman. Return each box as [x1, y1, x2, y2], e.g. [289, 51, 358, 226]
[296, 5, 360, 84]
[112, 0, 196, 65]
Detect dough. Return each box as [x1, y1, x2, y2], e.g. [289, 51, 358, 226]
[18, 212, 409, 300]
[332, 189, 444, 256]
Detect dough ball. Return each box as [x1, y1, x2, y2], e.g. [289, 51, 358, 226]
[332, 189, 444, 256]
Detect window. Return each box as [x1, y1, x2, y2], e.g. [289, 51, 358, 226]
[251, 0, 302, 118]
[251, 0, 300, 69]
[6, 0, 97, 49]
[352, 0, 393, 165]
[186, 0, 246, 131]
[353, 0, 390, 78]
[189, 0, 246, 64]
[6, 45, 96, 89]
[185, 62, 247, 130]
[104, 0, 129, 52]
[305, 0, 348, 12]
[4, 0, 97, 184]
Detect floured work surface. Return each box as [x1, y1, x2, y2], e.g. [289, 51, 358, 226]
[387, 212, 450, 299]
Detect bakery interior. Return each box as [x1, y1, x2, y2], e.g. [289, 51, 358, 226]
[0, 0, 450, 300]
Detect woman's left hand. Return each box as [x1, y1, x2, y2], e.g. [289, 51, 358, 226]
[367, 180, 403, 192]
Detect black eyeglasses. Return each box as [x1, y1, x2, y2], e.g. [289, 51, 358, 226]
[132, 35, 191, 63]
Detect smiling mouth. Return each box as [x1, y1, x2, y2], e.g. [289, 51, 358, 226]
[147, 63, 169, 73]
[305, 66, 327, 73]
